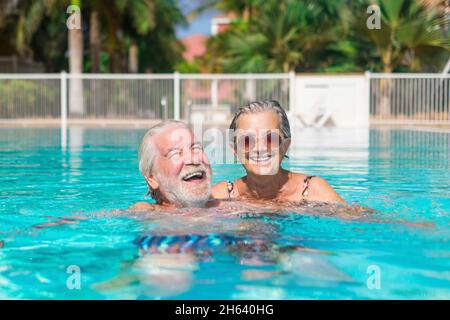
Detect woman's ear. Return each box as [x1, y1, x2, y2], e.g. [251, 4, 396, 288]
[281, 138, 291, 156]
[229, 142, 237, 157]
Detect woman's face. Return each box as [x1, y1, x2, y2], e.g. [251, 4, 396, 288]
[234, 111, 290, 176]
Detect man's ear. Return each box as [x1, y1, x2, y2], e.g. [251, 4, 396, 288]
[144, 175, 159, 190]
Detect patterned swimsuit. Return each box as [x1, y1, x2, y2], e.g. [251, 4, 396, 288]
[134, 234, 272, 255]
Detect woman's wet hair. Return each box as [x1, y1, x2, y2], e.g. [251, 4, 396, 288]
[229, 100, 291, 141]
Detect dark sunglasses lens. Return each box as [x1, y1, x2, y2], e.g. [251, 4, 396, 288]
[238, 134, 254, 152]
[244, 135, 251, 150]
[267, 132, 282, 149]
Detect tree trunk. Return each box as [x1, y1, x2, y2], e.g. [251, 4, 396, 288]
[379, 48, 393, 118]
[243, 7, 250, 21]
[128, 40, 138, 73]
[89, 10, 100, 73]
[104, 7, 118, 73]
[89, 9, 103, 116]
[107, 28, 117, 72]
[68, 11, 84, 115]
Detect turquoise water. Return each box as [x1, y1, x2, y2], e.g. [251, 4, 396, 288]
[0, 127, 449, 299]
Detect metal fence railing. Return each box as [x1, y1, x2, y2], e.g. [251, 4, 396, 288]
[180, 73, 290, 124]
[0, 74, 61, 119]
[369, 73, 450, 124]
[0, 72, 449, 126]
[65, 74, 175, 120]
[0, 72, 292, 125]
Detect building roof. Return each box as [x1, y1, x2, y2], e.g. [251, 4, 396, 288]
[181, 34, 208, 63]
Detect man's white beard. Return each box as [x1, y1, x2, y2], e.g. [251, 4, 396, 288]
[156, 173, 211, 208]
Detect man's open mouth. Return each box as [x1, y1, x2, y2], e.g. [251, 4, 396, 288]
[181, 170, 206, 182]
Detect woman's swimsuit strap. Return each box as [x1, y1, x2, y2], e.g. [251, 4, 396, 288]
[227, 176, 316, 199]
[226, 180, 234, 199]
[301, 175, 315, 198]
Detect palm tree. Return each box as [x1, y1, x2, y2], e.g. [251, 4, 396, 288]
[118, 0, 157, 72]
[7, 0, 59, 60]
[83, 0, 184, 73]
[352, 0, 449, 73]
[204, 0, 345, 72]
[66, 0, 84, 115]
[1, 0, 185, 73]
[125, 0, 186, 72]
[189, 0, 258, 20]
[89, 8, 101, 72]
[349, 0, 450, 116]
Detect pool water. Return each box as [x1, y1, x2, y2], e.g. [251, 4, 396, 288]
[0, 127, 449, 299]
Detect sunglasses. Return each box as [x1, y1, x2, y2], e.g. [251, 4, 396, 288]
[235, 131, 284, 153]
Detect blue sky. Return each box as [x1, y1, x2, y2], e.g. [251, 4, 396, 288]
[176, 0, 219, 38]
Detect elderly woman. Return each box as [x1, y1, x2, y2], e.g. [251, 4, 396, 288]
[212, 100, 346, 204]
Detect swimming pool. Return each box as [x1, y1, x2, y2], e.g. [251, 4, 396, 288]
[0, 126, 449, 299]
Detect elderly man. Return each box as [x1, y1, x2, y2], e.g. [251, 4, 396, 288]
[130, 120, 215, 210]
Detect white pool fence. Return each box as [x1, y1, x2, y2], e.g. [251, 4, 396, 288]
[0, 72, 449, 127]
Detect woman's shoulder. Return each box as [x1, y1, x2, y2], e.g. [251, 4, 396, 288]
[288, 172, 346, 204]
[212, 178, 243, 199]
[289, 172, 314, 185]
[290, 172, 326, 185]
[212, 181, 229, 199]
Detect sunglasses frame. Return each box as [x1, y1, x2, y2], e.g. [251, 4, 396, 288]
[234, 129, 285, 154]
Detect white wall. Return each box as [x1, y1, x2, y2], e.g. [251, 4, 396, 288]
[290, 75, 369, 128]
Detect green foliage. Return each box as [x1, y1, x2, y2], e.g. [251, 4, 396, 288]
[201, 0, 449, 73]
[0, 0, 185, 73]
[349, 0, 450, 72]
[0, 80, 59, 117]
[135, 0, 186, 72]
[1, 0, 448, 73]
[176, 60, 202, 73]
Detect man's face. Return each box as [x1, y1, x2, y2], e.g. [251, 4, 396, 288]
[149, 126, 212, 207]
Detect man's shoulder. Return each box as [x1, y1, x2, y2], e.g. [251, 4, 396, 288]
[128, 202, 157, 211]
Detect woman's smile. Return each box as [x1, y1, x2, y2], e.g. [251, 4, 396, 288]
[248, 152, 273, 165]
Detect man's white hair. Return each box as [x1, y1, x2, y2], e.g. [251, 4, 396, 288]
[138, 120, 191, 178]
